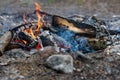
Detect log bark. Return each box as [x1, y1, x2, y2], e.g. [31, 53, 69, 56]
[0, 31, 12, 56]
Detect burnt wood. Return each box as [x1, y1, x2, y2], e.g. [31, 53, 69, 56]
[10, 22, 37, 34]
[18, 32, 38, 49]
[52, 15, 97, 38]
[5, 44, 24, 51]
[38, 11, 120, 37]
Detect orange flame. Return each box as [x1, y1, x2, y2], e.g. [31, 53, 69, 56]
[35, 2, 42, 32]
[22, 40, 27, 44]
[21, 2, 44, 49]
[28, 27, 36, 39]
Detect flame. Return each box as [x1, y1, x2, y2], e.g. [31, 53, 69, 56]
[20, 2, 44, 49]
[35, 2, 42, 32]
[22, 2, 43, 39]
[28, 27, 36, 39]
[22, 40, 27, 44]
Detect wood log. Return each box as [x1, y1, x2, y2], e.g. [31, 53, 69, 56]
[0, 31, 12, 56]
[52, 15, 97, 38]
[5, 44, 23, 51]
[38, 11, 120, 37]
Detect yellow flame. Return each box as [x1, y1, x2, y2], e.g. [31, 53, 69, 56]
[35, 2, 42, 32]
[21, 2, 44, 46]
[28, 27, 36, 39]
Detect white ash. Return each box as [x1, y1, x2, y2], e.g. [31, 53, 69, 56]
[40, 31, 71, 52]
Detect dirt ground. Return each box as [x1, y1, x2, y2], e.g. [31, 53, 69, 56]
[0, 47, 120, 80]
[0, 0, 120, 17]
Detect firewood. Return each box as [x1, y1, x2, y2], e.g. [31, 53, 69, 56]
[52, 15, 96, 38]
[18, 32, 38, 49]
[5, 44, 23, 51]
[0, 31, 12, 56]
[38, 11, 120, 36]
[37, 11, 96, 38]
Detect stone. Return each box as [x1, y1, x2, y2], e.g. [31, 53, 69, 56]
[46, 54, 74, 73]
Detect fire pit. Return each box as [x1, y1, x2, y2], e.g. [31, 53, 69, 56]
[1, 2, 119, 55]
[0, 2, 120, 80]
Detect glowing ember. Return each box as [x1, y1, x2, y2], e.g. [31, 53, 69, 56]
[36, 42, 42, 49]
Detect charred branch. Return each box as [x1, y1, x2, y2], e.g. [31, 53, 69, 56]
[18, 32, 38, 49]
[10, 22, 37, 34]
[5, 44, 24, 51]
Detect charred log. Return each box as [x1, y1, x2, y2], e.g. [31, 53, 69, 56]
[10, 22, 37, 34]
[5, 44, 24, 51]
[38, 11, 120, 37]
[52, 15, 97, 38]
[18, 32, 38, 49]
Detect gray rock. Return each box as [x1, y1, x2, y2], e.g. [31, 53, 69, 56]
[46, 54, 74, 73]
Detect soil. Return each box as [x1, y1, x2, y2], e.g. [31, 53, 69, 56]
[0, 47, 120, 80]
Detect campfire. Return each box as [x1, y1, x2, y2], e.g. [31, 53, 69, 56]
[0, 2, 120, 56]
[10, 2, 44, 50]
[0, 2, 120, 78]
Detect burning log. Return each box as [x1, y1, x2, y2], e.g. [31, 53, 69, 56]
[0, 31, 12, 56]
[0, 21, 44, 55]
[18, 32, 38, 49]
